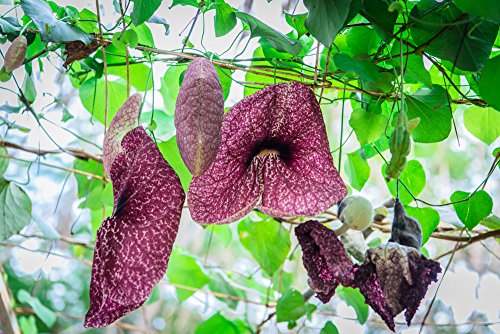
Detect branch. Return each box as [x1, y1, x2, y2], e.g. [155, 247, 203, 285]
[0, 155, 108, 182]
[0, 266, 21, 334]
[1, 140, 102, 163]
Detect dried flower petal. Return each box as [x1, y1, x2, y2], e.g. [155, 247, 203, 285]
[102, 93, 142, 176]
[389, 199, 422, 249]
[353, 242, 441, 331]
[188, 82, 347, 224]
[351, 262, 395, 331]
[175, 57, 224, 176]
[4, 35, 27, 73]
[295, 220, 354, 303]
[84, 127, 185, 327]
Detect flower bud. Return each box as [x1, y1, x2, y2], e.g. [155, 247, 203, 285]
[4, 35, 27, 73]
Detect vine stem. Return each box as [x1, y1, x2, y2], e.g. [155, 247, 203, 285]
[95, 0, 109, 131]
[419, 230, 464, 333]
[119, 0, 130, 97]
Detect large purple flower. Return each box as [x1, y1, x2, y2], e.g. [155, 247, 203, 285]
[188, 82, 347, 224]
[295, 220, 354, 303]
[84, 126, 185, 327]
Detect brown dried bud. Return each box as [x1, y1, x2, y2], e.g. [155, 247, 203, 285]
[4, 35, 27, 73]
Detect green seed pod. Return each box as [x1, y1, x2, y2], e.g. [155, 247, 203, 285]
[4, 35, 27, 73]
[386, 112, 411, 180]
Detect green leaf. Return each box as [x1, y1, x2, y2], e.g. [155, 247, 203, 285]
[479, 55, 500, 111]
[404, 206, 440, 245]
[405, 85, 452, 143]
[131, 0, 162, 26]
[147, 16, 170, 37]
[346, 26, 379, 56]
[337, 286, 369, 324]
[344, 150, 370, 191]
[0, 178, 32, 240]
[208, 272, 244, 309]
[480, 214, 500, 230]
[363, 0, 398, 41]
[17, 289, 57, 328]
[272, 271, 293, 294]
[142, 109, 175, 140]
[79, 77, 128, 124]
[383, 160, 426, 205]
[276, 289, 306, 323]
[453, 0, 500, 22]
[0, 16, 22, 35]
[285, 13, 308, 38]
[170, 0, 199, 8]
[214, 3, 236, 37]
[390, 41, 432, 88]
[158, 137, 192, 192]
[321, 321, 340, 334]
[244, 47, 287, 96]
[195, 313, 240, 334]
[22, 74, 37, 104]
[451, 190, 493, 230]
[304, 0, 351, 46]
[0, 147, 8, 175]
[166, 247, 210, 302]
[20, 0, 92, 44]
[18, 316, 38, 334]
[107, 63, 153, 91]
[112, 30, 139, 49]
[463, 106, 500, 145]
[238, 213, 291, 276]
[235, 11, 302, 56]
[76, 8, 99, 34]
[349, 108, 388, 145]
[333, 53, 382, 82]
[72, 159, 104, 199]
[160, 65, 188, 115]
[409, 0, 498, 72]
[211, 224, 232, 246]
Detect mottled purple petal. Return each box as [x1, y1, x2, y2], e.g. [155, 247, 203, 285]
[404, 250, 441, 325]
[351, 263, 395, 331]
[352, 243, 441, 331]
[188, 82, 347, 224]
[102, 93, 142, 176]
[295, 220, 354, 303]
[84, 127, 185, 328]
[175, 57, 224, 176]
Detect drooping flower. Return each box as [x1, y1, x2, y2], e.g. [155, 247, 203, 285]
[353, 242, 441, 330]
[175, 57, 224, 176]
[295, 220, 354, 303]
[85, 127, 185, 327]
[188, 82, 347, 224]
[295, 209, 441, 332]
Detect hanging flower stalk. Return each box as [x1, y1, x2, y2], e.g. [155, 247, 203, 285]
[296, 201, 441, 332]
[188, 82, 347, 225]
[85, 95, 185, 328]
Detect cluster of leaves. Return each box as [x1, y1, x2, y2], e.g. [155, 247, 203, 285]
[0, 0, 499, 333]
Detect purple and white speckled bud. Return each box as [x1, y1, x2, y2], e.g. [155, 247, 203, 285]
[4, 35, 27, 73]
[175, 57, 224, 176]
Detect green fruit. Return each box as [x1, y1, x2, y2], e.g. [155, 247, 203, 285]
[386, 112, 411, 180]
